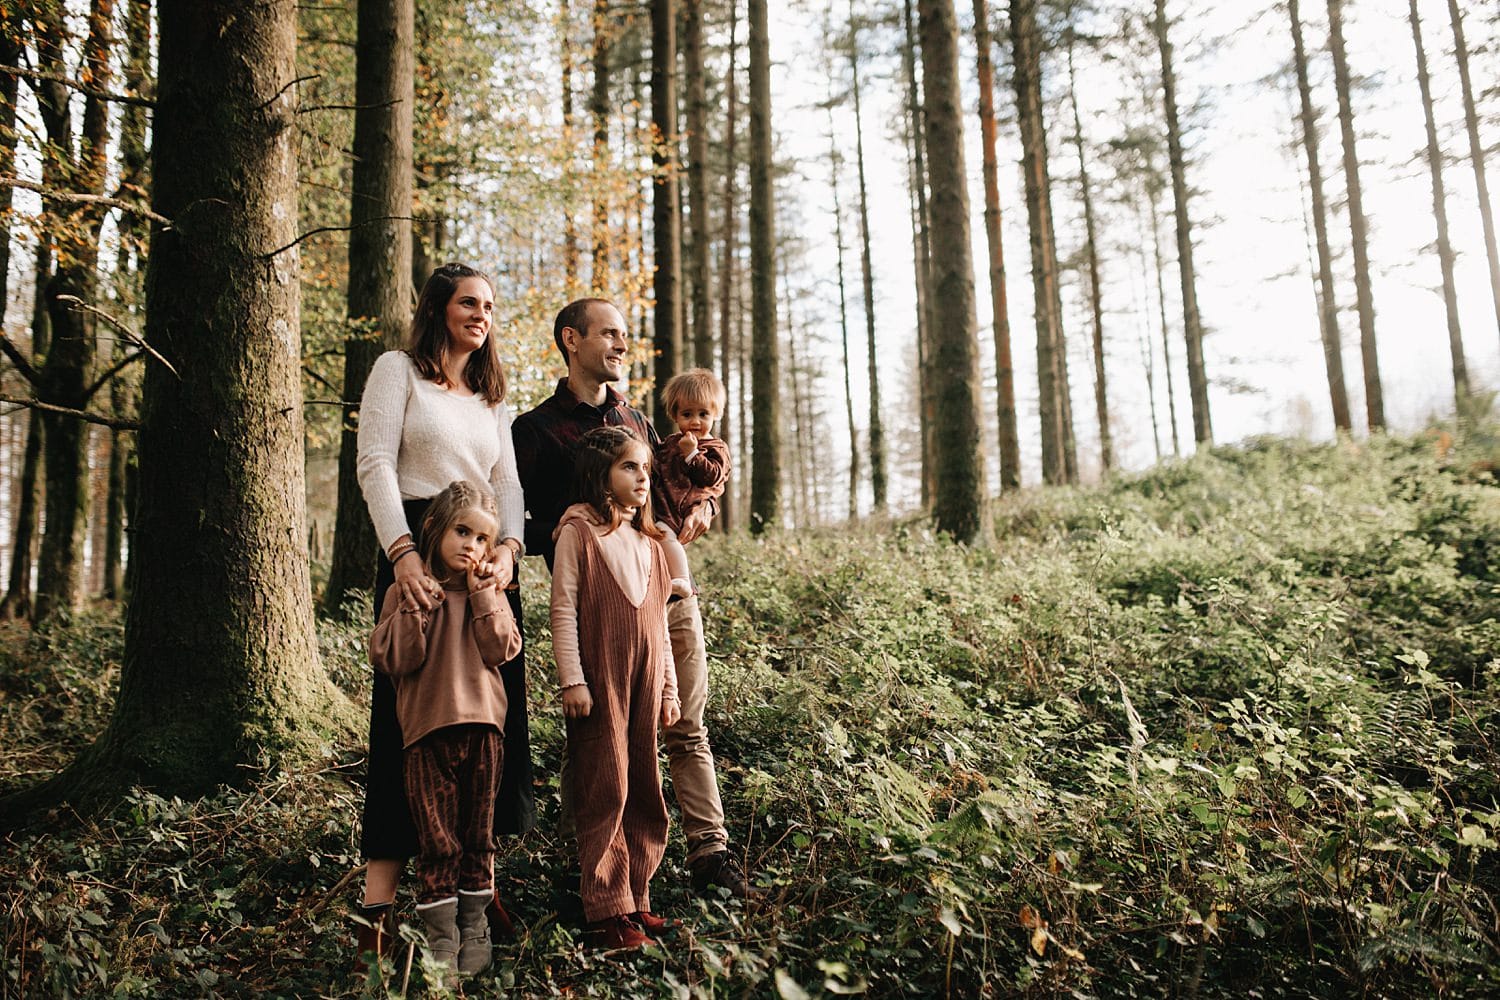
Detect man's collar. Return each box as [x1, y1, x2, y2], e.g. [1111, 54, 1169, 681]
[553, 376, 625, 413]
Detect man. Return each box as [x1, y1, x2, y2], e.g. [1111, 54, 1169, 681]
[512, 296, 755, 898]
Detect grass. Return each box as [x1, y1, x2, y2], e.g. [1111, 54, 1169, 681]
[2, 427, 1498, 997]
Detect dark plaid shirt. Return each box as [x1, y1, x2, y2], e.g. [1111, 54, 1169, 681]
[512, 378, 658, 567]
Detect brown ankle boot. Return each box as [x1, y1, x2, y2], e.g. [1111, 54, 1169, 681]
[352, 901, 395, 976]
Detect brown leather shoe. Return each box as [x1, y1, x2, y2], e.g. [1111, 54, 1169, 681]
[689, 850, 761, 899]
[586, 914, 654, 950]
[632, 910, 672, 934]
[352, 901, 395, 976]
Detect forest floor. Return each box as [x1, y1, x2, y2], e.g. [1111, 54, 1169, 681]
[2, 427, 1499, 998]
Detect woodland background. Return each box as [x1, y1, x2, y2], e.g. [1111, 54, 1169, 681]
[0, 0, 1496, 997]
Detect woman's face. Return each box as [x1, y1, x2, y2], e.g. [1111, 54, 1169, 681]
[444, 276, 495, 355]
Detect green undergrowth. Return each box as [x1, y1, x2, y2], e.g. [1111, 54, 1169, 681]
[2, 430, 1498, 998]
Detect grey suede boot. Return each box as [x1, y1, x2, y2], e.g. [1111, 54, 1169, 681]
[456, 889, 494, 975]
[415, 897, 459, 987]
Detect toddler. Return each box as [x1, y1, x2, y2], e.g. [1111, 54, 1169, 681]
[654, 368, 730, 598]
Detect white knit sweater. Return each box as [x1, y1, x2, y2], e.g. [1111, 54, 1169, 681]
[356, 351, 525, 551]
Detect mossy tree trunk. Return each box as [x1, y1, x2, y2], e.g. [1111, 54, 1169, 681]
[917, 0, 984, 543]
[322, 0, 414, 617]
[748, 0, 779, 533]
[6, 0, 350, 818]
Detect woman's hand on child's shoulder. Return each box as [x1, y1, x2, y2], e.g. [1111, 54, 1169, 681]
[562, 684, 593, 718]
[661, 698, 681, 728]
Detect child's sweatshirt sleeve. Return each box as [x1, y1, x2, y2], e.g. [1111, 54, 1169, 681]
[369, 586, 430, 677]
[680, 438, 731, 490]
[549, 522, 587, 689]
[469, 584, 522, 668]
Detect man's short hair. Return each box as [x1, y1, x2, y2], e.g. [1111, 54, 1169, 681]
[552, 297, 616, 366]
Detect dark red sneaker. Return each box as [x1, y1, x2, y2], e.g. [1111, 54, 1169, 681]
[587, 914, 655, 950]
[632, 910, 672, 934]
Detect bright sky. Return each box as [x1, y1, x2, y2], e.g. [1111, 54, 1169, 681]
[768, 0, 1500, 510]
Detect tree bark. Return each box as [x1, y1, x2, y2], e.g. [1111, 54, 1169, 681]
[590, 0, 613, 290]
[1066, 35, 1111, 474]
[322, 0, 415, 618]
[1288, 0, 1351, 433]
[717, 0, 738, 532]
[826, 96, 860, 521]
[849, 0, 888, 509]
[1010, 0, 1069, 484]
[684, 0, 711, 369]
[1147, 178, 1181, 457]
[973, 0, 1019, 491]
[1446, 0, 1500, 346]
[651, 0, 682, 434]
[748, 0, 779, 533]
[0, 241, 49, 621]
[561, 0, 579, 292]
[1408, 0, 1466, 404]
[918, 0, 984, 543]
[1153, 0, 1211, 446]
[5, 0, 349, 820]
[1326, 0, 1383, 431]
[902, 0, 937, 507]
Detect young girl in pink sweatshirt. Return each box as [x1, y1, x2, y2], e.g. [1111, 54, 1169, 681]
[369, 480, 521, 982]
[550, 426, 682, 949]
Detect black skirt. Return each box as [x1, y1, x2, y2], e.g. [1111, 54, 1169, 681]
[360, 497, 538, 860]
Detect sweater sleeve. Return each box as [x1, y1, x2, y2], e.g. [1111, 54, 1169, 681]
[489, 402, 526, 552]
[661, 615, 678, 706]
[680, 438, 731, 490]
[356, 352, 414, 550]
[369, 586, 431, 677]
[469, 584, 522, 667]
[549, 522, 586, 689]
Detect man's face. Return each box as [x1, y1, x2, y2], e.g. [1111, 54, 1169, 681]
[566, 303, 629, 383]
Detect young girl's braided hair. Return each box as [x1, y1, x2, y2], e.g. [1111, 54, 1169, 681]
[572, 427, 663, 538]
[418, 480, 498, 578]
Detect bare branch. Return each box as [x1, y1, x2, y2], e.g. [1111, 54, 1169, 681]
[1, 175, 172, 228]
[0, 63, 154, 107]
[259, 74, 321, 112]
[84, 349, 145, 400]
[260, 214, 414, 259]
[305, 399, 359, 408]
[0, 332, 40, 386]
[53, 295, 180, 380]
[0, 395, 140, 430]
[298, 98, 403, 115]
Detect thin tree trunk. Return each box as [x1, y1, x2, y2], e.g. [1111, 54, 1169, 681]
[973, 0, 1019, 491]
[1010, 0, 1068, 484]
[1147, 181, 1181, 457]
[684, 0, 711, 369]
[826, 96, 861, 521]
[0, 240, 49, 621]
[322, 0, 415, 617]
[782, 260, 812, 528]
[1326, 0, 1383, 431]
[717, 0, 738, 532]
[1066, 36, 1112, 474]
[1153, 0, 1211, 446]
[919, 0, 984, 542]
[561, 0, 579, 291]
[1288, 0, 1351, 433]
[748, 0, 779, 533]
[849, 0, 888, 509]
[651, 0, 682, 434]
[1408, 0, 1467, 404]
[590, 0, 612, 290]
[1446, 0, 1500, 346]
[903, 0, 937, 508]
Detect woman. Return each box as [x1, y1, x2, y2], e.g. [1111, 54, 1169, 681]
[352, 262, 535, 966]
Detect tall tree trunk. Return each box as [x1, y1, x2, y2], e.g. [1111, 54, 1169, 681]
[826, 96, 860, 521]
[1066, 36, 1111, 474]
[0, 241, 49, 621]
[34, 0, 115, 621]
[1010, 0, 1069, 484]
[651, 0, 682, 433]
[0, 7, 31, 619]
[6, 0, 347, 818]
[782, 259, 812, 527]
[903, 0, 937, 508]
[1326, 0, 1383, 431]
[561, 0, 579, 291]
[849, 0, 888, 509]
[590, 0, 612, 290]
[103, 0, 152, 601]
[1147, 180, 1181, 457]
[322, 0, 415, 617]
[684, 0, 711, 369]
[919, 0, 984, 543]
[1408, 0, 1467, 404]
[717, 0, 738, 532]
[972, 0, 1019, 491]
[1446, 0, 1500, 345]
[1288, 0, 1351, 433]
[1152, 0, 1211, 446]
[748, 0, 779, 532]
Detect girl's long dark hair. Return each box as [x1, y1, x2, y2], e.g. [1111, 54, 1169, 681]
[407, 262, 507, 404]
[572, 427, 663, 538]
